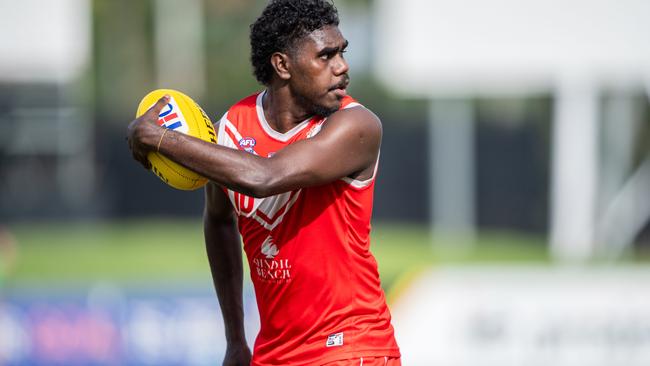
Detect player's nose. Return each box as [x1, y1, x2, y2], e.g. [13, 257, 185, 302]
[333, 54, 349, 76]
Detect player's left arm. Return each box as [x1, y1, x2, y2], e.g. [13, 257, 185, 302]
[127, 96, 381, 197]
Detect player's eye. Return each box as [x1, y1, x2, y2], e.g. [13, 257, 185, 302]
[320, 52, 335, 60]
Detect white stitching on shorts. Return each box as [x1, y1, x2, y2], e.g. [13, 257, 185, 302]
[360, 357, 364, 366]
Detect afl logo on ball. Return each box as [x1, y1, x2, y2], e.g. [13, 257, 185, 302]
[157, 98, 189, 134]
[239, 137, 256, 153]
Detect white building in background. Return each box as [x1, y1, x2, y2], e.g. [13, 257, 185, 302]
[0, 0, 94, 210]
[0, 0, 90, 84]
[374, 0, 650, 261]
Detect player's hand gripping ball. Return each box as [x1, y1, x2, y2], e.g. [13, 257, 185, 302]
[136, 89, 217, 190]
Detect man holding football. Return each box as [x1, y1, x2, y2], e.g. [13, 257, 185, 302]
[127, 1, 400, 365]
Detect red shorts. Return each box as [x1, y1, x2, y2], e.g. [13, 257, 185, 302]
[321, 356, 401, 366]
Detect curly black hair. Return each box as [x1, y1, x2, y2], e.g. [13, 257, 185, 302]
[250, 0, 339, 85]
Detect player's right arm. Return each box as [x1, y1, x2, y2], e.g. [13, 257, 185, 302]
[203, 182, 251, 366]
[128, 95, 381, 198]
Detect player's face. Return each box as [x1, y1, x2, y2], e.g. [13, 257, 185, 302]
[289, 25, 350, 117]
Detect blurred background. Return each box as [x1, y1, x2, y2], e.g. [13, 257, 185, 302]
[0, 0, 649, 365]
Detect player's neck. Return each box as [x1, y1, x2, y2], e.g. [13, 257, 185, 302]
[262, 87, 312, 133]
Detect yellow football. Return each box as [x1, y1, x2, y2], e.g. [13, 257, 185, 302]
[136, 89, 216, 190]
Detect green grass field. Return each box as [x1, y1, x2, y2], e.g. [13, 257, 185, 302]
[5, 220, 556, 292]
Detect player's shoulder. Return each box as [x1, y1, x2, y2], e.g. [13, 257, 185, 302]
[334, 95, 381, 127]
[222, 91, 262, 122]
[321, 96, 382, 138]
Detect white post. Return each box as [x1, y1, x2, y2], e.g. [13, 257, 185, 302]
[600, 92, 639, 204]
[550, 78, 599, 261]
[598, 156, 650, 258]
[596, 91, 641, 256]
[429, 99, 476, 249]
[154, 0, 206, 99]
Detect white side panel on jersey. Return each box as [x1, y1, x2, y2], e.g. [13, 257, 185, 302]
[216, 113, 232, 147]
[221, 119, 249, 152]
[251, 189, 302, 231]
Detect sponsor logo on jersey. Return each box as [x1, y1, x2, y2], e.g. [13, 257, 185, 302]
[239, 137, 256, 153]
[326, 332, 344, 347]
[157, 98, 189, 134]
[253, 235, 292, 282]
[261, 236, 279, 259]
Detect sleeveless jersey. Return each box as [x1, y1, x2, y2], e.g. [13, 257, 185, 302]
[216, 91, 400, 366]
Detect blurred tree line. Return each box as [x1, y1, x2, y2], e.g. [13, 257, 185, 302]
[1, 0, 647, 247]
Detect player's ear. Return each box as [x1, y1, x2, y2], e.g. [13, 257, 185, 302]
[270, 52, 291, 81]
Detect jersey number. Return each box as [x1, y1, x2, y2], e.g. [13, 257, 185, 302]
[234, 192, 254, 214]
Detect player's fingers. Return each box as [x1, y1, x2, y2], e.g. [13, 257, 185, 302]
[148, 95, 170, 117]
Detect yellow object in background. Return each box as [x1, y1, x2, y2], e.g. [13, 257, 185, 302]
[136, 89, 217, 190]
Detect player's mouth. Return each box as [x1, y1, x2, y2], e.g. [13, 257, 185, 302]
[329, 77, 349, 98]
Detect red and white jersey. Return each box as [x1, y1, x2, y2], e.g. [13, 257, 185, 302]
[216, 91, 400, 366]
